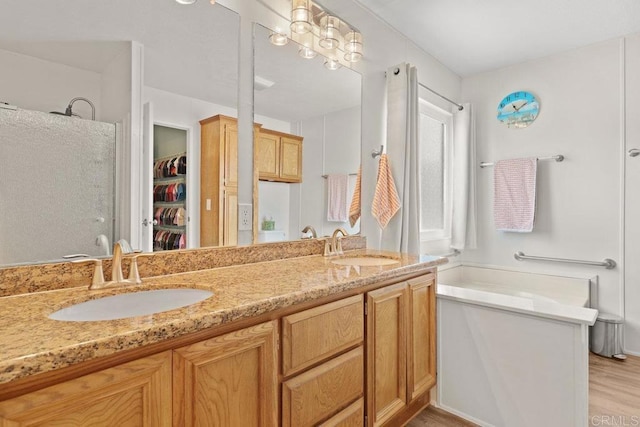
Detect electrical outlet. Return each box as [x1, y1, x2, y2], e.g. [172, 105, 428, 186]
[238, 203, 252, 231]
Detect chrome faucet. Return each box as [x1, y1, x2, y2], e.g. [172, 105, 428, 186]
[301, 225, 317, 239]
[325, 228, 348, 256]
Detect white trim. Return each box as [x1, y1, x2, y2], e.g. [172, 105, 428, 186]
[129, 41, 145, 250]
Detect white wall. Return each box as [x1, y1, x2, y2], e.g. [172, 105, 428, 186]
[0, 48, 101, 119]
[624, 33, 640, 355]
[101, 45, 132, 124]
[460, 38, 625, 344]
[291, 105, 361, 239]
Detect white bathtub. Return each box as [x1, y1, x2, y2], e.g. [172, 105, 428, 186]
[436, 265, 598, 427]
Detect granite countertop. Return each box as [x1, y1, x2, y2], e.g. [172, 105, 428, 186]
[0, 249, 445, 385]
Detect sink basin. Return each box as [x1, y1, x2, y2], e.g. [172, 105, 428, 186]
[49, 289, 214, 322]
[331, 257, 400, 267]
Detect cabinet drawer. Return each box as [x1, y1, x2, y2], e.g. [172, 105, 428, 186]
[282, 347, 364, 427]
[282, 294, 363, 376]
[318, 398, 364, 427]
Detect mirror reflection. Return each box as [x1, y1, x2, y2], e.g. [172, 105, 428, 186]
[253, 23, 362, 243]
[0, 0, 239, 266]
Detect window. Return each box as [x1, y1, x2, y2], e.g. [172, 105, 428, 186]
[418, 99, 453, 244]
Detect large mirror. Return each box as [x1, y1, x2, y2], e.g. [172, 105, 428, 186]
[253, 23, 362, 243]
[0, 0, 239, 266]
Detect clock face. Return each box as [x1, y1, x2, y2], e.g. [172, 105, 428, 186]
[497, 91, 539, 128]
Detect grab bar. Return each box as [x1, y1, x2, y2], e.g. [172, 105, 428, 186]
[514, 251, 616, 269]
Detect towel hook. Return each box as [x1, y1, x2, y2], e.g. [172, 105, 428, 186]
[371, 145, 384, 159]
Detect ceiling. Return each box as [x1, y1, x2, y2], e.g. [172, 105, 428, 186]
[355, 0, 640, 77]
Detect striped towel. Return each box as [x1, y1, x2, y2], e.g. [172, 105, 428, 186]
[493, 158, 537, 232]
[372, 154, 401, 229]
[348, 167, 361, 227]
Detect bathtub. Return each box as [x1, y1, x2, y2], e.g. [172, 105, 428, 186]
[436, 265, 598, 427]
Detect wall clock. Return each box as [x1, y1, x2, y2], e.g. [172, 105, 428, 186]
[497, 91, 539, 128]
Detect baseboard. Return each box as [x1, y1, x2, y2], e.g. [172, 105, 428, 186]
[435, 402, 494, 427]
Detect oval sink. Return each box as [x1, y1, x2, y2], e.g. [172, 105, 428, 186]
[49, 289, 214, 322]
[332, 257, 400, 267]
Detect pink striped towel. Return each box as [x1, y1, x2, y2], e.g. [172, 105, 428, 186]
[493, 158, 537, 232]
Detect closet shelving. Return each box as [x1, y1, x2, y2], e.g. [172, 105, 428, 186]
[153, 152, 187, 252]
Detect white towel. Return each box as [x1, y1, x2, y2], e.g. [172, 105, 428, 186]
[327, 174, 349, 222]
[493, 158, 537, 232]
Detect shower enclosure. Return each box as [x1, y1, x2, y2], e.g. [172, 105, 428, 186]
[0, 108, 116, 265]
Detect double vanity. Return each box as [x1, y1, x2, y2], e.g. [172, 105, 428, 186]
[0, 240, 444, 426]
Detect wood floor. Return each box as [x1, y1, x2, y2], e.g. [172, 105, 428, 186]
[407, 352, 640, 426]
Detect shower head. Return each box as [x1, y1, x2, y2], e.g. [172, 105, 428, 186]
[50, 97, 96, 120]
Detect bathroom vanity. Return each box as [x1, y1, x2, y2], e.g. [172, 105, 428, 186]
[0, 246, 443, 426]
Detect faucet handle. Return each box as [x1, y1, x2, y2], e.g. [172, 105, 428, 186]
[125, 253, 154, 284]
[71, 258, 105, 289]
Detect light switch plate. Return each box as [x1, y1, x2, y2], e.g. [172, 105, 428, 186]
[239, 203, 252, 231]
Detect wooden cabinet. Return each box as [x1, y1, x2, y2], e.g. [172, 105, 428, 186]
[281, 295, 364, 427]
[366, 274, 436, 427]
[200, 114, 238, 247]
[0, 351, 172, 427]
[0, 271, 436, 427]
[256, 129, 303, 183]
[173, 320, 279, 427]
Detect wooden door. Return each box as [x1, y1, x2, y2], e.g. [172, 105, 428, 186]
[257, 131, 280, 180]
[280, 136, 302, 182]
[0, 351, 172, 427]
[407, 274, 436, 400]
[223, 186, 238, 246]
[224, 122, 238, 187]
[366, 282, 408, 427]
[173, 321, 278, 427]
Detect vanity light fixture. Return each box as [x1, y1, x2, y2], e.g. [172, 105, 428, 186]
[175, 0, 197, 4]
[291, 0, 313, 34]
[319, 15, 341, 50]
[323, 58, 341, 71]
[269, 31, 289, 46]
[299, 46, 317, 59]
[297, 32, 317, 59]
[344, 31, 363, 63]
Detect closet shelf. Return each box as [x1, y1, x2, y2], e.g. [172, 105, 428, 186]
[154, 201, 186, 206]
[154, 224, 186, 231]
[154, 151, 186, 162]
[154, 175, 186, 183]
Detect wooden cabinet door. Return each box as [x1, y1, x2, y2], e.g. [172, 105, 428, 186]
[280, 136, 302, 182]
[366, 283, 408, 427]
[224, 123, 238, 187]
[282, 347, 363, 427]
[223, 186, 238, 246]
[0, 351, 172, 427]
[257, 132, 280, 180]
[407, 274, 436, 400]
[173, 321, 278, 427]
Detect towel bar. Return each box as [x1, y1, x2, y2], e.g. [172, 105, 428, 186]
[514, 251, 616, 269]
[481, 155, 564, 168]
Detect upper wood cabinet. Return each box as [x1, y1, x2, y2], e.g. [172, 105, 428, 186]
[200, 114, 238, 247]
[0, 351, 172, 427]
[256, 128, 303, 183]
[173, 320, 279, 427]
